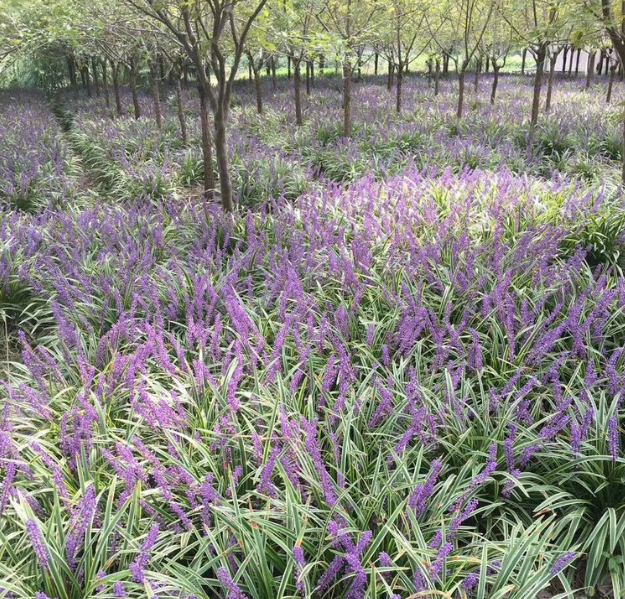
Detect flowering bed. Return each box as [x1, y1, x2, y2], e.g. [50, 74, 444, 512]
[1, 79, 625, 599]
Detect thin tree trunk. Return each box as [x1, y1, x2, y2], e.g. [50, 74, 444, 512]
[310, 61, 315, 87]
[474, 56, 481, 92]
[387, 58, 394, 91]
[91, 56, 100, 97]
[148, 60, 162, 128]
[521, 49, 527, 75]
[248, 57, 253, 87]
[457, 69, 465, 119]
[183, 66, 188, 88]
[130, 63, 141, 119]
[586, 51, 595, 89]
[530, 45, 546, 128]
[396, 61, 403, 113]
[112, 61, 122, 116]
[102, 59, 110, 108]
[271, 56, 277, 90]
[198, 84, 216, 201]
[175, 75, 187, 147]
[561, 46, 568, 74]
[491, 64, 500, 104]
[443, 53, 449, 75]
[82, 64, 92, 97]
[287, 56, 291, 79]
[374, 52, 379, 75]
[545, 53, 557, 113]
[343, 61, 352, 137]
[294, 58, 303, 126]
[568, 46, 575, 77]
[214, 110, 234, 212]
[607, 65, 616, 103]
[306, 61, 311, 95]
[575, 48, 581, 76]
[434, 58, 440, 96]
[253, 58, 263, 113]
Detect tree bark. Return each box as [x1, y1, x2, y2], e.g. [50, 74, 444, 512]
[374, 52, 378, 75]
[531, 45, 547, 128]
[294, 58, 303, 125]
[607, 64, 616, 103]
[112, 61, 122, 116]
[148, 60, 163, 128]
[198, 84, 216, 201]
[215, 110, 234, 212]
[568, 46, 575, 77]
[586, 51, 596, 89]
[247, 52, 263, 114]
[521, 49, 527, 75]
[387, 58, 394, 91]
[287, 56, 291, 79]
[130, 62, 141, 119]
[102, 59, 110, 108]
[82, 64, 92, 97]
[343, 61, 352, 137]
[271, 56, 277, 90]
[575, 48, 581, 76]
[434, 58, 441, 96]
[396, 61, 403, 113]
[474, 56, 481, 92]
[545, 53, 557, 113]
[491, 64, 500, 104]
[91, 56, 100, 97]
[175, 75, 187, 147]
[561, 46, 568, 74]
[306, 61, 311, 95]
[457, 69, 466, 119]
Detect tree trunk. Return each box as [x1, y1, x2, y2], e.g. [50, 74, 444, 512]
[67, 57, 77, 87]
[545, 53, 557, 113]
[248, 57, 253, 87]
[158, 54, 165, 80]
[310, 61, 315, 87]
[183, 66, 188, 88]
[112, 61, 122, 116]
[374, 52, 378, 75]
[148, 60, 163, 128]
[130, 63, 141, 119]
[396, 61, 403, 113]
[568, 46, 575, 77]
[306, 61, 311, 95]
[457, 69, 465, 119]
[175, 76, 187, 147]
[287, 56, 291, 79]
[343, 61, 352, 137]
[607, 65, 616, 103]
[198, 84, 216, 201]
[214, 110, 234, 212]
[271, 56, 277, 90]
[474, 56, 481, 92]
[434, 58, 441, 96]
[82, 64, 92, 97]
[91, 56, 100, 97]
[521, 49, 527, 75]
[561, 46, 568, 74]
[443, 53, 449, 75]
[387, 58, 394, 91]
[485, 56, 490, 73]
[530, 45, 546, 128]
[575, 48, 581, 76]
[294, 58, 303, 126]
[248, 53, 263, 114]
[491, 64, 500, 104]
[102, 59, 110, 108]
[586, 51, 595, 89]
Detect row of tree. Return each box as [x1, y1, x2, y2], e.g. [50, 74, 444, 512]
[2, 0, 625, 211]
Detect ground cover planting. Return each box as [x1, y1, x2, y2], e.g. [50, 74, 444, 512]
[2, 0, 625, 596]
